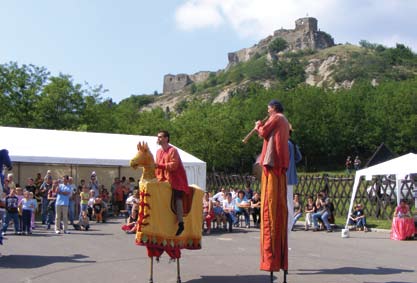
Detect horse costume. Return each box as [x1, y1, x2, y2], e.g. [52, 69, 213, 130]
[130, 142, 203, 283]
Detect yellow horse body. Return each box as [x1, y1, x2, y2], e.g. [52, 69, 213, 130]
[130, 142, 203, 259]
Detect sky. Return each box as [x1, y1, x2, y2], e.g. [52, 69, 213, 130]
[1, 0, 416, 103]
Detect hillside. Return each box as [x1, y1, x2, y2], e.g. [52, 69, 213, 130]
[140, 42, 417, 112]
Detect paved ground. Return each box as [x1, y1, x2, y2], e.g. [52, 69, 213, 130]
[1, 219, 416, 283]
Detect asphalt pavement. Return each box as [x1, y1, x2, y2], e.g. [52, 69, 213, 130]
[1, 218, 416, 283]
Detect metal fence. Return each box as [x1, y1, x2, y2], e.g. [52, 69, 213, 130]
[207, 173, 416, 220]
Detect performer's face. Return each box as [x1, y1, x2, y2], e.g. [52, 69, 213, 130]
[157, 133, 168, 146]
[267, 105, 275, 115]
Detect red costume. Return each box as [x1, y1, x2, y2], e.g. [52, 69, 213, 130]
[256, 112, 290, 272]
[155, 144, 190, 194]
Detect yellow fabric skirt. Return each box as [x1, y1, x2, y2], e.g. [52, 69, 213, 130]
[135, 180, 203, 251]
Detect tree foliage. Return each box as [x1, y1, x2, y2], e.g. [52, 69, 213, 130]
[1, 48, 417, 173]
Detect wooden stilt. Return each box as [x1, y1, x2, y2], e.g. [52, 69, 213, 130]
[149, 257, 154, 283]
[283, 270, 288, 283]
[270, 271, 274, 283]
[176, 258, 182, 283]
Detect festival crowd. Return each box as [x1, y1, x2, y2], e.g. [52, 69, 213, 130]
[0, 170, 138, 236]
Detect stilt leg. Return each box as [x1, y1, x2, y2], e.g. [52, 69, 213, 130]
[176, 258, 182, 283]
[149, 257, 154, 283]
[270, 271, 273, 283]
[283, 270, 288, 283]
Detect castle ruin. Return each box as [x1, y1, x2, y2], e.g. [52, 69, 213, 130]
[163, 17, 334, 94]
[227, 17, 334, 67]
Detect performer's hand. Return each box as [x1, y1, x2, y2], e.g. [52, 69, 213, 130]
[255, 120, 262, 128]
[156, 163, 165, 170]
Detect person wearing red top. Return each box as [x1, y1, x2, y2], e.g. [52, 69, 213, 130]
[255, 100, 290, 278]
[155, 130, 189, 236]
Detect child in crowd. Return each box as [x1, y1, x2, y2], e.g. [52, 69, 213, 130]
[122, 205, 138, 234]
[93, 197, 105, 223]
[74, 210, 90, 231]
[79, 185, 90, 220]
[349, 203, 368, 231]
[19, 191, 37, 235]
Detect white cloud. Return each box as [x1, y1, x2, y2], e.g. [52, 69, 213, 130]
[174, 0, 417, 51]
[175, 0, 224, 30]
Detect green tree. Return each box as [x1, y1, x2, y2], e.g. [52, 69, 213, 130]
[268, 37, 288, 53]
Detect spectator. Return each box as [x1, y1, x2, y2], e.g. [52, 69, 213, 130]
[34, 173, 43, 189]
[251, 192, 261, 228]
[202, 192, 213, 234]
[88, 171, 99, 198]
[345, 156, 352, 174]
[55, 175, 72, 234]
[235, 190, 250, 228]
[113, 183, 124, 216]
[244, 181, 254, 200]
[79, 185, 90, 220]
[212, 200, 226, 230]
[73, 210, 90, 231]
[348, 203, 368, 231]
[353, 156, 361, 170]
[128, 177, 136, 192]
[39, 176, 52, 225]
[0, 192, 6, 226]
[391, 199, 415, 240]
[15, 187, 24, 232]
[25, 178, 38, 229]
[7, 173, 16, 191]
[212, 187, 226, 203]
[287, 124, 302, 234]
[110, 177, 120, 205]
[312, 192, 333, 232]
[223, 192, 237, 232]
[122, 204, 138, 234]
[2, 179, 10, 196]
[304, 196, 316, 231]
[125, 189, 137, 217]
[93, 197, 105, 223]
[290, 193, 302, 231]
[46, 180, 58, 230]
[87, 190, 96, 220]
[68, 177, 77, 225]
[394, 199, 412, 218]
[2, 189, 20, 235]
[19, 191, 37, 235]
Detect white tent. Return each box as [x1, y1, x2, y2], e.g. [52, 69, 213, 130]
[345, 153, 417, 228]
[0, 126, 206, 190]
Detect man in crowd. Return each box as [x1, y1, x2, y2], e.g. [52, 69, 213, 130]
[55, 175, 72, 234]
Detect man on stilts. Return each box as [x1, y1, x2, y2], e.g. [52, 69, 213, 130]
[255, 100, 290, 283]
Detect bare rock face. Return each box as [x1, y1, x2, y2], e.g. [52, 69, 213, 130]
[305, 55, 339, 87]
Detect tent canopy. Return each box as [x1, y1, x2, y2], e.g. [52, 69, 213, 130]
[0, 126, 206, 189]
[346, 153, 417, 228]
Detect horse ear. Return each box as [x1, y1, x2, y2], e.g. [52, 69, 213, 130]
[144, 142, 149, 151]
[137, 142, 141, 151]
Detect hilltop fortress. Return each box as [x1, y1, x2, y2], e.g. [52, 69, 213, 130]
[163, 17, 334, 94]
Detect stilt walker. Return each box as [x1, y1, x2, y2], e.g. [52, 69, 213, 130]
[254, 100, 290, 283]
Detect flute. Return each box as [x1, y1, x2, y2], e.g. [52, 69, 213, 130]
[242, 116, 269, 143]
